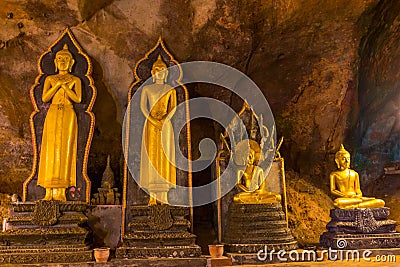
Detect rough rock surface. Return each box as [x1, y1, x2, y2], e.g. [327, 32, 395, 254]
[365, 169, 400, 232]
[286, 170, 332, 246]
[0, 0, 399, 245]
[352, 0, 400, 185]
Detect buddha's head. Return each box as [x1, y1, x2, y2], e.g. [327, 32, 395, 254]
[247, 149, 256, 165]
[151, 55, 168, 82]
[234, 139, 261, 166]
[54, 44, 74, 73]
[335, 144, 351, 170]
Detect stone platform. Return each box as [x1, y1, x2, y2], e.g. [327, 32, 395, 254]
[223, 202, 298, 254]
[320, 232, 400, 249]
[116, 205, 201, 259]
[206, 256, 232, 267]
[320, 208, 400, 249]
[0, 257, 208, 267]
[0, 201, 92, 264]
[325, 208, 396, 234]
[86, 205, 122, 249]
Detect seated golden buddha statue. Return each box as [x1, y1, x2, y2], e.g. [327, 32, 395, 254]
[233, 139, 281, 204]
[330, 144, 385, 209]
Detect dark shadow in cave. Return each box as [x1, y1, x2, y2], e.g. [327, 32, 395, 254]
[87, 57, 123, 198]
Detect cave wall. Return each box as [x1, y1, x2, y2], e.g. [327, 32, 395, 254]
[352, 0, 400, 185]
[1, 0, 399, 243]
[0, 0, 381, 191]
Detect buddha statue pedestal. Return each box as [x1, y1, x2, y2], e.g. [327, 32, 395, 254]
[223, 202, 297, 263]
[320, 208, 400, 249]
[0, 201, 92, 264]
[116, 205, 202, 259]
[321, 145, 400, 250]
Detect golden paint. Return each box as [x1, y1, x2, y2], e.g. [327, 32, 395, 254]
[330, 144, 385, 209]
[23, 28, 96, 203]
[122, 38, 192, 236]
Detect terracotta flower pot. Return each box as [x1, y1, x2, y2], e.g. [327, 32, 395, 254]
[93, 247, 110, 263]
[208, 244, 224, 258]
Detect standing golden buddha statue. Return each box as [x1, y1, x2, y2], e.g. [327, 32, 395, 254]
[140, 55, 177, 206]
[330, 144, 385, 209]
[37, 44, 82, 201]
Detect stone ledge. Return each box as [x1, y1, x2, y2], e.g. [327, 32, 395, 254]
[116, 245, 202, 258]
[0, 257, 208, 267]
[0, 249, 92, 264]
[320, 232, 400, 249]
[10, 202, 88, 213]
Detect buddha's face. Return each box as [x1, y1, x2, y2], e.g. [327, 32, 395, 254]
[55, 53, 73, 72]
[335, 153, 350, 170]
[247, 150, 255, 165]
[152, 65, 168, 81]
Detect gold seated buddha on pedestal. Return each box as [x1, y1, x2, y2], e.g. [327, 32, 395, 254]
[233, 140, 281, 204]
[330, 144, 385, 209]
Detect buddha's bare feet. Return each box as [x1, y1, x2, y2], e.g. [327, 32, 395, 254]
[148, 196, 157, 206]
[52, 188, 66, 201]
[42, 188, 53, 200]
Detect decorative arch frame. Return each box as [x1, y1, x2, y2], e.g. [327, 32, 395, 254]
[122, 38, 192, 236]
[23, 28, 96, 203]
